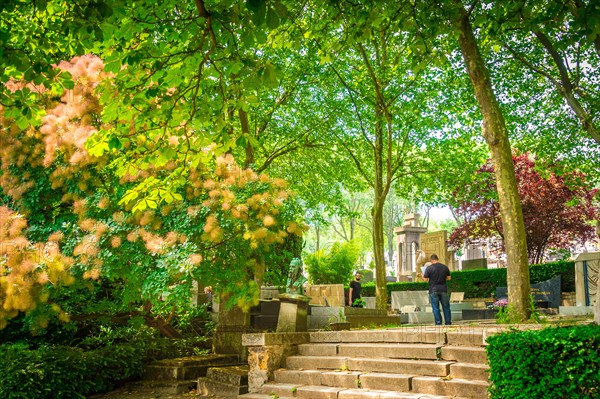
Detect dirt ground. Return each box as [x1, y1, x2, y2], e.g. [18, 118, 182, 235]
[87, 386, 220, 399]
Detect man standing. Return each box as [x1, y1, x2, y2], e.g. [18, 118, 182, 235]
[423, 254, 451, 325]
[348, 272, 362, 307]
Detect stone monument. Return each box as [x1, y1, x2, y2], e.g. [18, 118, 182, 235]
[394, 213, 427, 278]
[276, 258, 310, 332]
[573, 252, 600, 322]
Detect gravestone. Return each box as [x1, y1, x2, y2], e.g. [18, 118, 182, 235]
[420, 230, 453, 270]
[574, 252, 599, 307]
[496, 275, 562, 308]
[391, 290, 430, 311]
[461, 258, 488, 270]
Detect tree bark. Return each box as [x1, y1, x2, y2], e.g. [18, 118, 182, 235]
[454, 6, 531, 320]
[372, 116, 389, 310]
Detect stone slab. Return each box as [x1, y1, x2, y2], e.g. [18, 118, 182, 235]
[242, 332, 310, 347]
[450, 362, 490, 382]
[384, 328, 447, 344]
[298, 343, 338, 356]
[391, 291, 430, 310]
[347, 358, 452, 377]
[274, 369, 322, 385]
[441, 346, 487, 364]
[286, 355, 348, 370]
[559, 306, 594, 315]
[258, 383, 299, 397]
[358, 372, 413, 391]
[296, 385, 344, 399]
[321, 371, 362, 388]
[337, 343, 439, 360]
[411, 376, 489, 398]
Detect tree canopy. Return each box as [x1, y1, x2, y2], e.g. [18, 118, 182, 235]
[1, 0, 599, 325]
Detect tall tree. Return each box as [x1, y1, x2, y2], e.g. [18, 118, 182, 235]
[443, 1, 531, 319]
[298, 0, 446, 308]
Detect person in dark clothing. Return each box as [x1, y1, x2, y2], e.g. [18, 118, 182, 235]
[423, 254, 451, 325]
[348, 272, 362, 307]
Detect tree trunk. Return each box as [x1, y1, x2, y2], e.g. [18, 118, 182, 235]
[455, 6, 531, 320]
[240, 109, 255, 169]
[372, 198, 388, 309]
[372, 118, 389, 310]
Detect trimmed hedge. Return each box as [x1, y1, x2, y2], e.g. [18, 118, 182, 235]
[358, 260, 575, 301]
[486, 324, 600, 398]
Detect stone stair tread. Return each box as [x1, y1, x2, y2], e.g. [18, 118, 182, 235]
[238, 395, 295, 399]
[197, 377, 248, 396]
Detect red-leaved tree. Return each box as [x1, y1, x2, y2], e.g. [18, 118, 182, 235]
[449, 153, 599, 264]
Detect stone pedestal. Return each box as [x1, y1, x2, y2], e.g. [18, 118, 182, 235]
[395, 225, 428, 277]
[213, 293, 251, 361]
[276, 294, 310, 332]
[242, 332, 309, 392]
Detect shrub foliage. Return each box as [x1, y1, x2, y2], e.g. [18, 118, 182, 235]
[486, 324, 600, 398]
[359, 260, 574, 300]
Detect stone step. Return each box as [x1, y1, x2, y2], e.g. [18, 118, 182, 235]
[298, 343, 441, 360]
[450, 362, 489, 381]
[337, 343, 440, 360]
[274, 369, 323, 385]
[348, 358, 452, 377]
[285, 356, 453, 377]
[309, 329, 448, 345]
[412, 376, 490, 398]
[286, 355, 348, 370]
[143, 354, 239, 381]
[207, 365, 249, 386]
[252, 383, 467, 399]
[358, 373, 413, 391]
[258, 383, 300, 397]
[197, 377, 248, 397]
[298, 343, 339, 356]
[441, 346, 487, 364]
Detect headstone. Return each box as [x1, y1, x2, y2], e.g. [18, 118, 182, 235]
[461, 258, 488, 270]
[305, 284, 344, 306]
[496, 275, 562, 308]
[420, 230, 452, 270]
[391, 290, 430, 311]
[213, 292, 251, 360]
[276, 294, 309, 332]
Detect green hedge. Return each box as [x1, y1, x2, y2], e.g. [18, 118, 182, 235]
[356, 260, 574, 301]
[486, 324, 600, 398]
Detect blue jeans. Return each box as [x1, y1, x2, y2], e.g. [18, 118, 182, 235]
[430, 292, 451, 325]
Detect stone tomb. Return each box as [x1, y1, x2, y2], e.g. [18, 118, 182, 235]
[305, 284, 345, 307]
[496, 275, 562, 308]
[391, 291, 468, 324]
[561, 252, 599, 317]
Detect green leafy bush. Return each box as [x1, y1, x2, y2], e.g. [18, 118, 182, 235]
[0, 325, 209, 398]
[486, 324, 600, 398]
[305, 241, 359, 284]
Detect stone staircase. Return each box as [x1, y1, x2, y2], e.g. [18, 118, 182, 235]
[198, 365, 250, 397]
[133, 354, 241, 394]
[239, 328, 492, 398]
